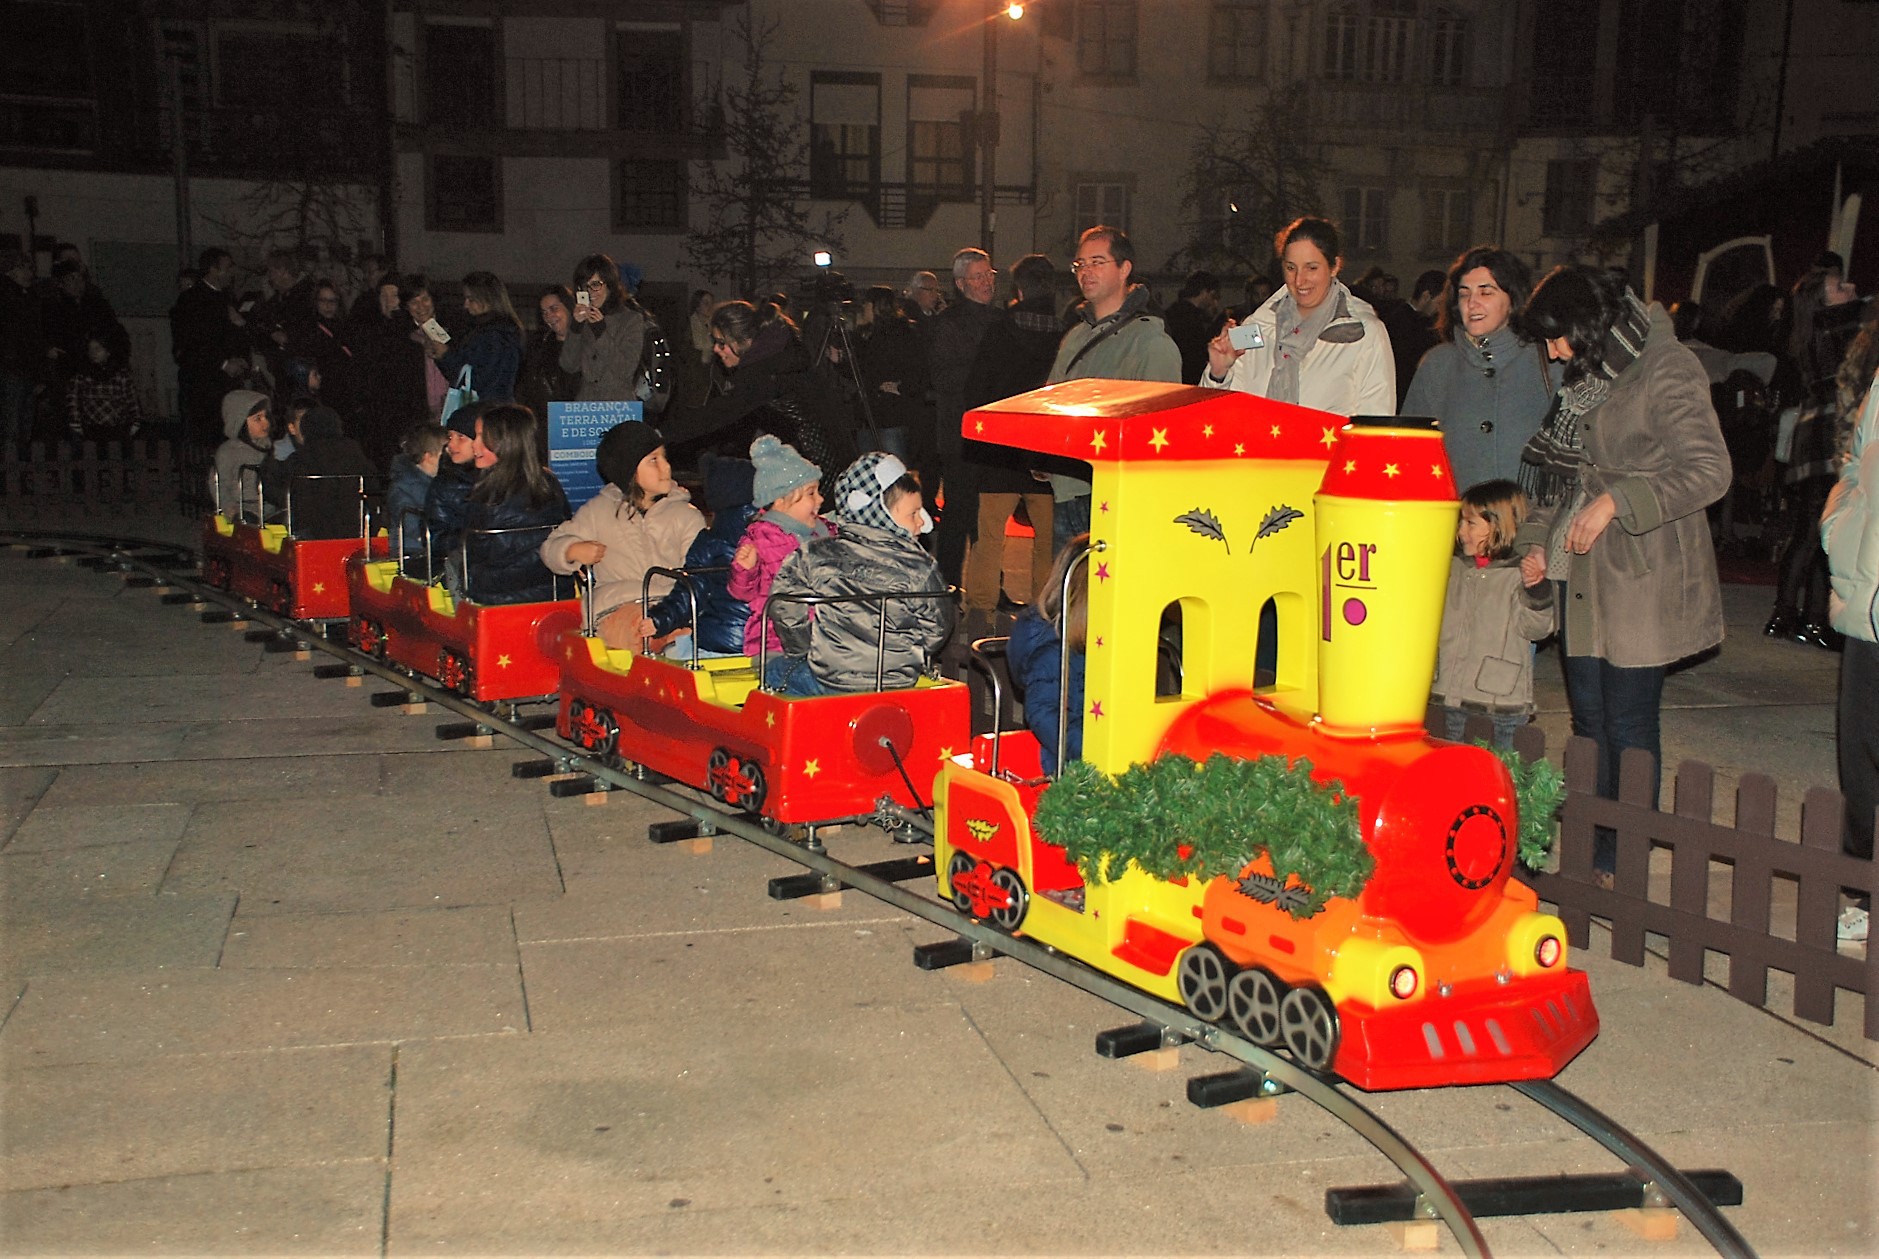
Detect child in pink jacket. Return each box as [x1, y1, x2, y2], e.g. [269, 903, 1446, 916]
[728, 434, 834, 656]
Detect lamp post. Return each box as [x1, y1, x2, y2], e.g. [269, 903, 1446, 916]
[979, 3, 1023, 261]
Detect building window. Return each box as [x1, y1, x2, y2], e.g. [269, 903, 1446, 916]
[1208, 1, 1266, 82]
[1420, 186, 1471, 255]
[617, 25, 685, 134]
[1529, 0, 1599, 126]
[217, 30, 344, 110]
[1324, 2, 1413, 83]
[615, 159, 687, 231]
[1076, 1, 1139, 80]
[1075, 178, 1131, 235]
[1341, 186, 1390, 254]
[1542, 159, 1598, 237]
[907, 76, 974, 201]
[426, 23, 498, 129]
[810, 72, 881, 200]
[1429, 11, 1469, 85]
[0, 1, 97, 152]
[429, 153, 501, 232]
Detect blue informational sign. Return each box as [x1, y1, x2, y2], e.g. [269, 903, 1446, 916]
[547, 400, 642, 511]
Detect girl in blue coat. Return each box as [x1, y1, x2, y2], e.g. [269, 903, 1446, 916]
[1006, 533, 1089, 775]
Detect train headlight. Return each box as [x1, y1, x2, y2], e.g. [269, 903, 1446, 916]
[1534, 935, 1562, 968]
[1388, 965, 1419, 1000]
[1506, 913, 1570, 976]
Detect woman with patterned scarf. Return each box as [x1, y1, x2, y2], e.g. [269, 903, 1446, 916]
[1515, 264, 1732, 879]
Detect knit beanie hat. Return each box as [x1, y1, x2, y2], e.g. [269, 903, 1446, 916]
[833, 451, 933, 535]
[749, 433, 820, 507]
[444, 398, 487, 438]
[594, 420, 664, 491]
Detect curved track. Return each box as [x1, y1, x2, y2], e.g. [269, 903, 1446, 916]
[4, 529, 1757, 1258]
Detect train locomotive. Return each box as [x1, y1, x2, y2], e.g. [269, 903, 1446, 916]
[933, 380, 1599, 1091]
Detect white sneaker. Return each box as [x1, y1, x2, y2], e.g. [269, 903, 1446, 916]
[1838, 907, 1869, 944]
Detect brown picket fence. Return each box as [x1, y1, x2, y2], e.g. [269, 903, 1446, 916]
[1467, 718, 1877, 1040]
[0, 440, 190, 515]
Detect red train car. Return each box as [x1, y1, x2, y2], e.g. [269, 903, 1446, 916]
[556, 633, 969, 825]
[345, 555, 578, 703]
[200, 516, 386, 620]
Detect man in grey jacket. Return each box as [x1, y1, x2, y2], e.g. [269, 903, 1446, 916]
[1045, 225, 1183, 544]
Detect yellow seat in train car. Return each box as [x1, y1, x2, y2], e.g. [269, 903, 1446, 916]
[425, 583, 456, 616]
[212, 515, 236, 536]
[690, 655, 761, 709]
[359, 558, 403, 594]
[258, 523, 289, 553]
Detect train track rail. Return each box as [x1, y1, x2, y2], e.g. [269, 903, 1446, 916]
[5, 528, 1757, 1258]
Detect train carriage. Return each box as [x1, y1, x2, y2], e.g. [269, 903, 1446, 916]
[933, 380, 1598, 1091]
[200, 476, 385, 621]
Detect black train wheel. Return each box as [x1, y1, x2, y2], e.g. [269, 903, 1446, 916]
[1227, 967, 1285, 1047]
[1176, 943, 1231, 1023]
[988, 867, 1029, 933]
[1278, 985, 1339, 1072]
[946, 852, 975, 913]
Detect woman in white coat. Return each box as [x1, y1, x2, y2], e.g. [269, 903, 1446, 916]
[1201, 216, 1396, 417]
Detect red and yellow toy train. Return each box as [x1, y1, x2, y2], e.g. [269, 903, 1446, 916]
[198, 382, 1598, 1090]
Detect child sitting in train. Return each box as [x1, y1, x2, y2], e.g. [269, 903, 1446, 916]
[262, 405, 377, 539]
[1430, 479, 1555, 750]
[728, 434, 835, 658]
[454, 403, 570, 605]
[386, 423, 446, 556]
[211, 389, 272, 520]
[419, 402, 483, 573]
[645, 453, 760, 658]
[541, 421, 706, 647]
[1006, 533, 1089, 775]
[763, 451, 953, 695]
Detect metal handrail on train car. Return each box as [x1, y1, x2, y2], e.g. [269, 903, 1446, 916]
[284, 474, 367, 540]
[1056, 538, 1103, 779]
[967, 635, 1012, 778]
[759, 586, 957, 694]
[396, 506, 433, 583]
[456, 522, 572, 605]
[640, 564, 729, 669]
[238, 464, 266, 525]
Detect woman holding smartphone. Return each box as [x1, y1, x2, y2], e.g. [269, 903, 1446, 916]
[1201, 217, 1395, 417]
[560, 254, 646, 403]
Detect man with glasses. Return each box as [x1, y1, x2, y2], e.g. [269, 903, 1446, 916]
[902, 271, 945, 323]
[1044, 225, 1181, 544]
[928, 247, 1002, 586]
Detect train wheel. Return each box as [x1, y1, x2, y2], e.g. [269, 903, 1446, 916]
[1278, 986, 1339, 1072]
[946, 852, 975, 913]
[1176, 944, 1232, 1022]
[988, 868, 1029, 933]
[1227, 968, 1285, 1046]
[566, 701, 619, 756]
[735, 760, 767, 813]
[706, 748, 736, 804]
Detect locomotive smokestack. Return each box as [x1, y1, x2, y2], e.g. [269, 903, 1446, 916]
[1313, 418, 1458, 735]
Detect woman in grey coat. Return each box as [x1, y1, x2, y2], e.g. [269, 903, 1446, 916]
[1403, 246, 1560, 489]
[1515, 265, 1731, 876]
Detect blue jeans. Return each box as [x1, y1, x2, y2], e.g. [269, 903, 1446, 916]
[1559, 597, 1667, 872]
[1053, 495, 1091, 553]
[762, 655, 836, 696]
[1439, 705, 1526, 751]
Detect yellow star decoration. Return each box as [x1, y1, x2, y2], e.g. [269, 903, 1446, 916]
[765, 710, 776, 728]
[802, 758, 821, 778]
[1148, 427, 1170, 452]
[1344, 459, 1357, 474]
[974, 419, 985, 434]
[311, 582, 326, 594]
[1202, 424, 1214, 438]
[1432, 464, 1444, 477]
[1089, 429, 1108, 454]
[1383, 463, 1401, 478]
[1320, 427, 1338, 448]
[937, 746, 955, 761]
[496, 654, 512, 668]
[1234, 443, 1246, 456]
[1269, 424, 1282, 438]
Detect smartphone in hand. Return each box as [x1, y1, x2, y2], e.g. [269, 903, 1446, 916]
[1228, 322, 1265, 351]
[421, 317, 450, 343]
[575, 290, 591, 308]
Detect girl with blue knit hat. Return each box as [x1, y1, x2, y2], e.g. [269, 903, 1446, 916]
[763, 451, 954, 695]
[729, 434, 835, 657]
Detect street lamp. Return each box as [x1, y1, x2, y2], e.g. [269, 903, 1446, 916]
[979, 1, 1025, 262]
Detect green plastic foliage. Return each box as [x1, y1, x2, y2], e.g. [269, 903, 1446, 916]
[1030, 753, 1372, 918]
[1484, 743, 1567, 870]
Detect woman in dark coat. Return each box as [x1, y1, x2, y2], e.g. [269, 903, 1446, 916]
[664, 299, 852, 496]
[430, 270, 524, 406]
[1514, 265, 1731, 877]
[518, 285, 581, 421]
[346, 275, 428, 468]
[458, 403, 570, 605]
